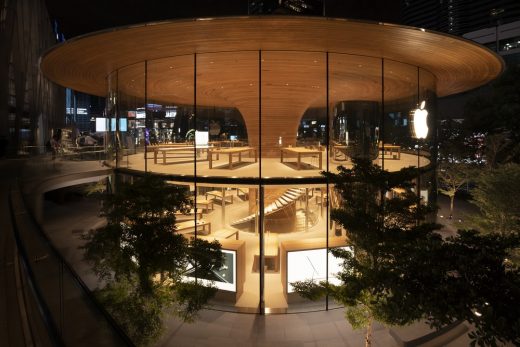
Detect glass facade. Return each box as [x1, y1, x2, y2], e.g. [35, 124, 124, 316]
[107, 52, 437, 314]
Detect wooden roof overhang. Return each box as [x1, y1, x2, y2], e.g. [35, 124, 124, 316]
[40, 16, 503, 98]
[40, 16, 503, 149]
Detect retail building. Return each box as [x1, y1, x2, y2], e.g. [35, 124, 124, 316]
[40, 16, 502, 314]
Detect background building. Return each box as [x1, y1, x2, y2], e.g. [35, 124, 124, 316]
[402, 0, 520, 35]
[248, 0, 324, 15]
[0, 0, 65, 156]
[65, 89, 105, 134]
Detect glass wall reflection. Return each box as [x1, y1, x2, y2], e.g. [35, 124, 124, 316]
[106, 71, 117, 166]
[108, 52, 437, 314]
[117, 62, 145, 171]
[146, 56, 194, 175]
[329, 54, 382, 167]
[382, 61, 418, 171]
[196, 52, 258, 178]
[262, 51, 326, 177]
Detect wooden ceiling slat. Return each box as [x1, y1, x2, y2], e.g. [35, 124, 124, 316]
[41, 16, 503, 99]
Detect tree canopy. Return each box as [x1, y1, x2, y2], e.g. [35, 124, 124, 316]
[292, 158, 520, 347]
[82, 174, 223, 345]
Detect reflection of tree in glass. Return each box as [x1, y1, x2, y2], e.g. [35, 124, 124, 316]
[82, 174, 223, 345]
[184, 249, 233, 284]
[305, 255, 319, 278]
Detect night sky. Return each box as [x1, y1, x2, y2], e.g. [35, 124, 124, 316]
[45, 0, 402, 39]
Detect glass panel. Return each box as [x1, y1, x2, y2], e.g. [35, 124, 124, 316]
[328, 54, 382, 309]
[329, 54, 382, 169]
[146, 56, 195, 176]
[382, 60, 417, 172]
[195, 183, 259, 312]
[261, 51, 326, 178]
[105, 71, 117, 166]
[418, 68, 437, 203]
[418, 68, 436, 167]
[117, 62, 145, 171]
[196, 51, 258, 179]
[273, 184, 327, 312]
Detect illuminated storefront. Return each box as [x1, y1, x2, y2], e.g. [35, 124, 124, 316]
[41, 16, 502, 313]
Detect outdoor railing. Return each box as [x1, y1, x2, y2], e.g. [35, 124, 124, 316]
[9, 176, 134, 346]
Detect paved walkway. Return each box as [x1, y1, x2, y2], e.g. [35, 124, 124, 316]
[0, 160, 27, 347]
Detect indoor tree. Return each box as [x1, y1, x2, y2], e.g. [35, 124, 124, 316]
[82, 174, 223, 345]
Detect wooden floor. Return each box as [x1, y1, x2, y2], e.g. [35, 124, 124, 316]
[122, 150, 430, 180]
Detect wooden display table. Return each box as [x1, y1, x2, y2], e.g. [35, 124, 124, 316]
[209, 140, 247, 148]
[205, 190, 234, 205]
[208, 146, 257, 169]
[175, 219, 211, 235]
[193, 198, 214, 211]
[379, 143, 401, 160]
[280, 147, 323, 170]
[153, 145, 211, 164]
[174, 208, 203, 221]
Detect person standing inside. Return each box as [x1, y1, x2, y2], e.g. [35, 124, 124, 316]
[50, 129, 62, 160]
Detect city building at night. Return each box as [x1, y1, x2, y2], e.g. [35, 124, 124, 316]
[0, 0, 65, 156]
[40, 16, 502, 314]
[402, 0, 520, 35]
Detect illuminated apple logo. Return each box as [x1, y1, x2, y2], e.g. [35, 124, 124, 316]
[413, 101, 428, 139]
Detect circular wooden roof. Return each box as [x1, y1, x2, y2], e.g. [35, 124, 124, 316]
[40, 16, 503, 98]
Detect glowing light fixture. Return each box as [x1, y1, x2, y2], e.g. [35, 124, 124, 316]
[412, 100, 429, 139]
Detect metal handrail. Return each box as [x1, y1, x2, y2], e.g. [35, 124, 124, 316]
[10, 183, 136, 347]
[8, 189, 65, 347]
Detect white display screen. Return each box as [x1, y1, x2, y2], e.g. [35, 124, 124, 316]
[195, 131, 209, 146]
[95, 118, 107, 132]
[287, 247, 351, 293]
[136, 108, 145, 119]
[119, 118, 128, 131]
[109, 118, 128, 131]
[183, 249, 236, 292]
[165, 107, 177, 118]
